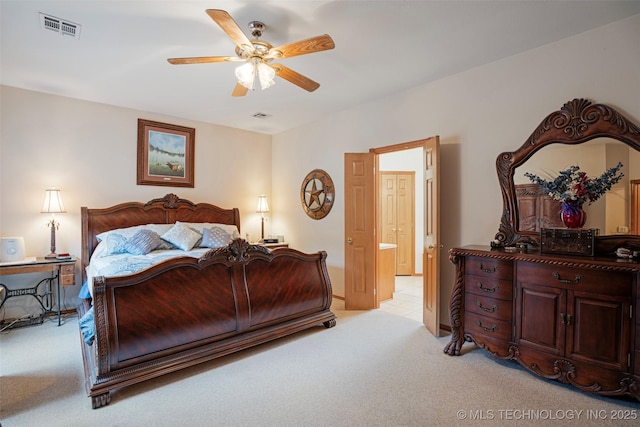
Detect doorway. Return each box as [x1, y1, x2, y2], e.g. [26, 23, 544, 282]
[344, 136, 440, 335]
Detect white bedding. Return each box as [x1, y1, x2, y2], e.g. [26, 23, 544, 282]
[85, 221, 240, 297]
[85, 247, 210, 298]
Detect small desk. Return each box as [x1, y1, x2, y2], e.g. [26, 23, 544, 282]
[0, 257, 76, 327]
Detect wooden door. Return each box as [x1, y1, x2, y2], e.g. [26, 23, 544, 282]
[380, 172, 414, 275]
[516, 282, 565, 356]
[423, 136, 441, 336]
[380, 173, 398, 245]
[566, 291, 631, 371]
[344, 153, 377, 309]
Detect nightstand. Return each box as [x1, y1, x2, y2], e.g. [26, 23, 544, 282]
[0, 257, 76, 327]
[262, 242, 289, 249]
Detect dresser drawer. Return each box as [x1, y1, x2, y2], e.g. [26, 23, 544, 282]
[465, 292, 513, 322]
[465, 311, 512, 341]
[517, 262, 631, 295]
[465, 256, 513, 280]
[466, 274, 513, 300]
[60, 263, 75, 286]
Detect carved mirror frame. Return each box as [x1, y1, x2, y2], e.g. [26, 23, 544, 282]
[494, 98, 640, 249]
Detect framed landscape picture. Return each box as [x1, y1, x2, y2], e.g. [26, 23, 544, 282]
[137, 119, 195, 187]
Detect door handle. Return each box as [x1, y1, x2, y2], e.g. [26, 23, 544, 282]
[346, 237, 353, 244]
[428, 244, 444, 249]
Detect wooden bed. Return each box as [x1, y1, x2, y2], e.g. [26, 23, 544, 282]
[78, 194, 336, 408]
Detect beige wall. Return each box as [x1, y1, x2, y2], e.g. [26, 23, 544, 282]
[0, 88, 271, 317]
[2, 14, 639, 324]
[271, 15, 640, 322]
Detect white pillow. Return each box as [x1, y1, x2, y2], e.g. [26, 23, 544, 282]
[96, 224, 173, 242]
[97, 225, 146, 243]
[161, 222, 201, 251]
[100, 233, 128, 257]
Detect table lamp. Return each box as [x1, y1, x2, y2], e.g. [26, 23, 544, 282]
[256, 195, 269, 241]
[41, 188, 66, 259]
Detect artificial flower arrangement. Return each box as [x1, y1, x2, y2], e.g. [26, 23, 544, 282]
[524, 162, 625, 207]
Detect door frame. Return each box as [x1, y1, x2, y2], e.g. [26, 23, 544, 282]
[344, 139, 443, 336]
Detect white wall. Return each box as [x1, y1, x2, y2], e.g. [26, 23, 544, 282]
[271, 15, 640, 324]
[0, 87, 271, 318]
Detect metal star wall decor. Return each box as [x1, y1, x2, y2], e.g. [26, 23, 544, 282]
[300, 169, 335, 219]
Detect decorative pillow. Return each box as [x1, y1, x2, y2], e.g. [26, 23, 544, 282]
[124, 229, 163, 255]
[96, 225, 147, 243]
[200, 227, 232, 248]
[181, 222, 240, 239]
[96, 224, 173, 243]
[100, 233, 127, 257]
[161, 222, 202, 251]
[155, 239, 177, 250]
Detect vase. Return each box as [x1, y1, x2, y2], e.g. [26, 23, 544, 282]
[560, 202, 587, 229]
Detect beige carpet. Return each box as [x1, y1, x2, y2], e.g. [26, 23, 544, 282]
[1, 301, 638, 426]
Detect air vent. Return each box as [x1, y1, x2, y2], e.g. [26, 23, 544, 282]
[39, 13, 81, 39]
[251, 112, 272, 119]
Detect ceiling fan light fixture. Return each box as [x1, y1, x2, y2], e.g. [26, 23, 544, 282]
[235, 58, 275, 91]
[235, 61, 255, 89]
[257, 62, 276, 90]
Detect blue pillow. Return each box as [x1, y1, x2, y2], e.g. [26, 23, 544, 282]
[201, 226, 232, 248]
[124, 229, 162, 255]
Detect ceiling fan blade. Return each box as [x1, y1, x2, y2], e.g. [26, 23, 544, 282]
[206, 9, 253, 52]
[232, 83, 249, 97]
[167, 56, 241, 65]
[272, 64, 320, 92]
[268, 35, 335, 59]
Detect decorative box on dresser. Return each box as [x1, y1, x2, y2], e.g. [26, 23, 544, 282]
[444, 98, 640, 402]
[445, 246, 639, 400]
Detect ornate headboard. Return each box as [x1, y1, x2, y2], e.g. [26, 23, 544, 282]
[81, 193, 241, 280]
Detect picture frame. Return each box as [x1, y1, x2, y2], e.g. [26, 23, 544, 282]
[137, 119, 195, 187]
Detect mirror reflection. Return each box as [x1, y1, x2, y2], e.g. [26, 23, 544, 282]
[514, 139, 640, 235]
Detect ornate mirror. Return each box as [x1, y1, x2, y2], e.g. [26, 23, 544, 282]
[494, 98, 640, 251]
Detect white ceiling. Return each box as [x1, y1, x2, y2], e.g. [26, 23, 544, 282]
[2, 1, 639, 135]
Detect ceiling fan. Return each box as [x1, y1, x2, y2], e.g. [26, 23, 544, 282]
[167, 9, 335, 97]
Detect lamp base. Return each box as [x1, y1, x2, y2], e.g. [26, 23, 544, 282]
[44, 253, 57, 259]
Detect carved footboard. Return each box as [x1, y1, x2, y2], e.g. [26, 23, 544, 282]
[78, 239, 336, 408]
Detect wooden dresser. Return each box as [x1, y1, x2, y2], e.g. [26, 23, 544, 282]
[445, 98, 640, 401]
[444, 245, 640, 401]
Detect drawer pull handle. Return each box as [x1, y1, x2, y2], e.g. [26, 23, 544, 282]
[552, 272, 582, 284]
[478, 263, 499, 273]
[477, 282, 498, 293]
[477, 301, 498, 313]
[476, 320, 497, 333]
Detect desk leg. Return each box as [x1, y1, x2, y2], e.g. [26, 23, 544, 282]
[54, 269, 61, 326]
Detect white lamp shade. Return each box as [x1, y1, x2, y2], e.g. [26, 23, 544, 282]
[41, 188, 66, 213]
[256, 195, 269, 213]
